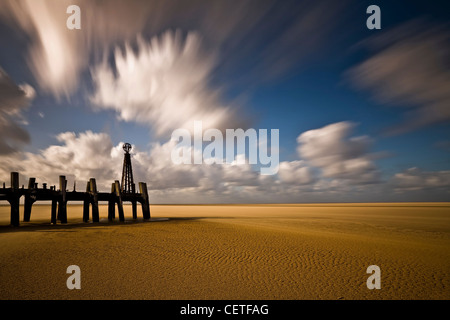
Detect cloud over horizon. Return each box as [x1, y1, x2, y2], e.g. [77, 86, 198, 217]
[297, 122, 380, 184]
[391, 167, 450, 192]
[2, 121, 447, 203]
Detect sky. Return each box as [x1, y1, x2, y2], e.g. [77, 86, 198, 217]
[0, 0, 449, 203]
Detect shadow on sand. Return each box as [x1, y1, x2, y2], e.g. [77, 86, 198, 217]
[0, 217, 190, 234]
[0, 216, 235, 234]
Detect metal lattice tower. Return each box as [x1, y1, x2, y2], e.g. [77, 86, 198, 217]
[121, 143, 135, 193]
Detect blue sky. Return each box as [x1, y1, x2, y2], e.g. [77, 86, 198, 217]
[0, 0, 449, 203]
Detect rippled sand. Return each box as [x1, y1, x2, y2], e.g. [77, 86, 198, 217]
[0, 203, 449, 300]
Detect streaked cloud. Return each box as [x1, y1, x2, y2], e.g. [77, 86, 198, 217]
[0, 0, 152, 99]
[1, 0, 345, 98]
[90, 31, 244, 136]
[1, 0, 85, 99]
[0, 67, 35, 154]
[346, 20, 450, 135]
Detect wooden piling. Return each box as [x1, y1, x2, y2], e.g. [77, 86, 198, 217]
[9, 172, 20, 226]
[10, 172, 19, 190]
[83, 181, 90, 222]
[27, 177, 35, 189]
[51, 199, 57, 224]
[108, 183, 115, 221]
[90, 178, 99, 223]
[132, 201, 137, 219]
[1, 171, 151, 226]
[115, 180, 124, 222]
[139, 182, 151, 220]
[23, 177, 36, 222]
[57, 176, 67, 223]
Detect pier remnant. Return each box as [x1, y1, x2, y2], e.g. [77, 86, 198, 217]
[0, 142, 151, 226]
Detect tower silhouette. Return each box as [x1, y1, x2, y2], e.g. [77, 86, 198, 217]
[121, 143, 135, 193]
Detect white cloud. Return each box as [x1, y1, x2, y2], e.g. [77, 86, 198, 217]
[278, 160, 314, 185]
[297, 121, 380, 184]
[0, 131, 259, 201]
[8, 131, 120, 190]
[0, 128, 306, 202]
[1, 124, 448, 203]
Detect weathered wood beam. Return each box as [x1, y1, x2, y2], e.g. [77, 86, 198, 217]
[90, 178, 99, 223]
[51, 199, 57, 224]
[108, 182, 115, 221]
[57, 176, 67, 224]
[139, 182, 151, 220]
[23, 177, 36, 222]
[83, 181, 90, 222]
[115, 180, 124, 222]
[10, 172, 20, 226]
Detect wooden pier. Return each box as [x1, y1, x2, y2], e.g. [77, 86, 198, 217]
[0, 172, 151, 226]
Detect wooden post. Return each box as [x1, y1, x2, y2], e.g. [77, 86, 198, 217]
[23, 177, 36, 222]
[51, 199, 57, 224]
[90, 178, 99, 222]
[10, 172, 20, 226]
[27, 177, 35, 189]
[115, 180, 124, 222]
[132, 201, 137, 219]
[139, 182, 151, 220]
[11, 172, 19, 190]
[108, 183, 115, 221]
[83, 181, 90, 222]
[57, 176, 67, 223]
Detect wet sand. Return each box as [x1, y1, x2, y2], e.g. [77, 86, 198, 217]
[0, 203, 449, 300]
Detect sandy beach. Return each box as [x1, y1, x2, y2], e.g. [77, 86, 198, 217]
[0, 203, 449, 300]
